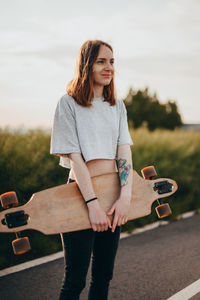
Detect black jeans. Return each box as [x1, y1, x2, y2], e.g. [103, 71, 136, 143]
[59, 178, 121, 300]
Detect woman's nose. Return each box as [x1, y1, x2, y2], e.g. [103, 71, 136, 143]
[104, 62, 113, 71]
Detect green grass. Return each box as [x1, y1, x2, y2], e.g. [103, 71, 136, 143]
[121, 127, 200, 232]
[0, 127, 199, 269]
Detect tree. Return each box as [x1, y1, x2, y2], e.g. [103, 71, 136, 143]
[124, 87, 182, 130]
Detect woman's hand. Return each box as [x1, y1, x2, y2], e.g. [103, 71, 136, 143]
[87, 201, 112, 232]
[107, 195, 131, 232]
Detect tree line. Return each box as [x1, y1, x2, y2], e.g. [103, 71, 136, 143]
[124, 87, 182, 130]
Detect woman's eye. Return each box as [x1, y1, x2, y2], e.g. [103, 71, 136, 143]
[96, 60, 114, 65]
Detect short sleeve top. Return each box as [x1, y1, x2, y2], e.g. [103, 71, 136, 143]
[50, 94, 133, 169]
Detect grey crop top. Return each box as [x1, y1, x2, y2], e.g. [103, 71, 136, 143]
[50, 93, 133, 169]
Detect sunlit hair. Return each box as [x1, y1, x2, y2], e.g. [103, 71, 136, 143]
[67, 40, 116, 107]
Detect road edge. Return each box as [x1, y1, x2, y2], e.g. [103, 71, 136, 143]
[0, 210, 198, 278]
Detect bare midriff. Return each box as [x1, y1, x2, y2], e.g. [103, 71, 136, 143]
[69, 159, 118, 180]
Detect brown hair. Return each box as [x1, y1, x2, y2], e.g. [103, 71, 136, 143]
[67, 40, 116, 107]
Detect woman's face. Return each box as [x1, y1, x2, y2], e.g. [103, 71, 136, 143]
[92, 45, 114, 87]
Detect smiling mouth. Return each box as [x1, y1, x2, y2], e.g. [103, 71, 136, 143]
[102, 75, 111, 78]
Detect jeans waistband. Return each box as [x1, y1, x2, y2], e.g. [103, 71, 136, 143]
[68, 178, 76, 183]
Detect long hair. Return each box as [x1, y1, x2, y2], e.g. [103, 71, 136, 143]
[67, 40, 116, 107]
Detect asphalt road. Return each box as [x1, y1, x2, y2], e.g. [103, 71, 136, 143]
[0, 214, 200, 300]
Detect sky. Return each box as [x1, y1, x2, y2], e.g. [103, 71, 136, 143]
[0, 0, 200, 128]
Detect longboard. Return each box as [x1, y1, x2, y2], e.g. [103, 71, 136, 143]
[0, 169, 178, 235]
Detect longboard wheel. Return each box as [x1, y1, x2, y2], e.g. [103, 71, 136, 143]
[0, 191, 18, 209]
[156, 203, 172, 218]
[141, 166, 157, 180]
[12, 237, 31, 255]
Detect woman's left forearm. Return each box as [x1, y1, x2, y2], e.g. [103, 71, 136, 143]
[107, 145, 133, 231]
[116, 144, 133, 200]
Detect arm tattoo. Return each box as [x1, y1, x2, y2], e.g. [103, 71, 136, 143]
[117, 158, 131, 187]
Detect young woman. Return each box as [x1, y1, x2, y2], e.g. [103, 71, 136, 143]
[50, 40, 133, 300]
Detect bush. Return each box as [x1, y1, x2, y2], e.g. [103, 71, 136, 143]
[122, 127, 200, 233]
[0, 127, 199, 269]
[0, 128, 67, 270]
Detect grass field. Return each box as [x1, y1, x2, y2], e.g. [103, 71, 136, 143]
[0, 127, 199, 269]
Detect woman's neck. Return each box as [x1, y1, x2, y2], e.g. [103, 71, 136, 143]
[93, 85, 103, 98]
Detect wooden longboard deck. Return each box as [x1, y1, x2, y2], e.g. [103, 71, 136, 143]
[0, 170, 178, 235]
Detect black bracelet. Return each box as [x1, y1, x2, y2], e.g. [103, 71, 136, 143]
[85, 197, 98, 204]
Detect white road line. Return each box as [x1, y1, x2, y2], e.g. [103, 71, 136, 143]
[167, 279, 200, 300]
[0, 210, 196, 278]
[0, 220, 169, 277]
[0, 251, 63, 277]
[0, 223, 160, 277]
